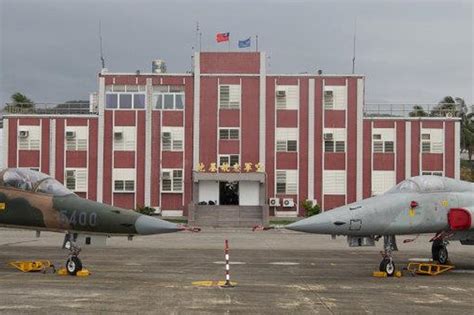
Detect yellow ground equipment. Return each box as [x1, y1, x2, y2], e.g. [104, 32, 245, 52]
[57, 267, 91, 277]
[407, 262, 454, 276]
[9, 260, 53, 273]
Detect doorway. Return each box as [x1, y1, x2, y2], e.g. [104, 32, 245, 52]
[219, 181, 239, 205]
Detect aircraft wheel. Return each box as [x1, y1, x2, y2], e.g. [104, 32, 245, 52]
[432, 244, 448, 265]
[66, 256, 83, 275]
[379, 258, 395, 277]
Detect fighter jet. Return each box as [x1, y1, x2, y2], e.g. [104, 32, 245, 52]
[287, 176, 474, 276]
[0, 168, 188, 275]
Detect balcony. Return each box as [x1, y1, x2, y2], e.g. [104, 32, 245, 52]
[364, 103, 465, 118]
[2, 102, 97, 116]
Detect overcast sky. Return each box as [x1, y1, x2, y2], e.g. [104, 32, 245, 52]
[0, 0, 472, 106]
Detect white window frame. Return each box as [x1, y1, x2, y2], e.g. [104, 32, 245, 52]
[219, 84, 241, 109]
[276, 170, 298, 194]
[152, 85, 185, 110]
[323, 170, 346, 195]
[371, 171, 396, 196]
[17, 126, 40, 150]
[323, 128, 346, 153]
[105, 85, 146, 110]
[276, 128, 298, 152]
[65, 168, 88, 192]
[323, 86, 347, 110]
[275, 85, 299, 110]
[113, 126, 136, 151]
[219, 128, 240, 140]
[65, 126, 88, 151]
[161, 168, 183, 193]
[113, 168, 136, 193]
[162, 127, 184, 151]
[421, 129, 444, 154]
[219, 154, 240, 167]
[372, 128, 395, 153]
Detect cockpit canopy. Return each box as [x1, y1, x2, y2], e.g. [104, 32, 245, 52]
[0, 168, 73, 196]
[387, 175, 473, 194]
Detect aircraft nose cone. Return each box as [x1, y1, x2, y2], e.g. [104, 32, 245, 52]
[134, 215, 183, 235]
[286, 212, 336, 234]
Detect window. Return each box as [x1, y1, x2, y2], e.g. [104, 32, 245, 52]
[421, 129, 443, 153]
[113, 168, 135, 193]
[323, 128, 346, 153]
[105, 85, 146, 109]
[162, 127, 184, 151]
[276, 128, 298, 152]
[17, 126, 40, 150]
[323, 170, 346, 195]
[421, 171, 443, 176]
[323, 86, 347, 110]
[219, 128, 239, 140]
[219, 85, 241, 109]
[371, 171, 395, 196]
[153, 85, 185, 110]
[65, 127, 88, 151]
[161, 169, 183, 192]
[276, 170, 297, 194]
[113, 126, 136, 151]
[372, 128, 395, 153]
[219, 155, 239, 166]
[275, 85, 299, 110]
[65, 169, 87, 192]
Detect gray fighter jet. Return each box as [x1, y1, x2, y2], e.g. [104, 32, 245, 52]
[287, 176, 474, 276]
[0, 168, 188, 274]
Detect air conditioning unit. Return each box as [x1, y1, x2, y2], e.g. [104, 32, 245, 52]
[323, 133, 333, 141]
[305, 199, 318, 206]
[282, 198, 294, 208]
[114, 131, 123, 140]
[161, 171, 171, 180]
[276, 90, 286, 97]
[65, 131, 76, 139]
[269, 197, 280, 207]
[18, 130, 29, 138]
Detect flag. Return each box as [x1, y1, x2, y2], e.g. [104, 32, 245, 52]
[216, 32, 230, 43]
[238, 37, 251, 48]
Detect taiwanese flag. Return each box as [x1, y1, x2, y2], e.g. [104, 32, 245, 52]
[216, 32, 230, 43]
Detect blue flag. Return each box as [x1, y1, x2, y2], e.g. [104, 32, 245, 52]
[238, 37, 251, 48]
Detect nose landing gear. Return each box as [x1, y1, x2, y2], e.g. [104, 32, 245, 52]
[63, 233, 83, 275]
[379, 235, 398, 277]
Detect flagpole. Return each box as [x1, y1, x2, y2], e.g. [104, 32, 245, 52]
[256, 35, 258, 52]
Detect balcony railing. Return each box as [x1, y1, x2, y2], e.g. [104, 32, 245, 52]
[2, 103, 97, 115]
[364, 103, 465, 118]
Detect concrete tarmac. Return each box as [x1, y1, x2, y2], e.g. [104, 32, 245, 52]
[1, 228, 473, 314]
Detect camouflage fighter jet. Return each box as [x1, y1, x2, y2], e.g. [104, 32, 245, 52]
[287, 176, 474, 276]
[0, 168, 188, 275]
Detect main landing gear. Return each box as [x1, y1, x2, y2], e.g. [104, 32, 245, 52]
[432, 239, 449, 265]
[63, 233, 83, 275]
[379, 235, 398, 277]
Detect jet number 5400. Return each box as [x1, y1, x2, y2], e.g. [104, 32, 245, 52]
[59, 210, 97, 227]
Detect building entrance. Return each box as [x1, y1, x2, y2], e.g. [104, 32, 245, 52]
[219, 181, 239, 205]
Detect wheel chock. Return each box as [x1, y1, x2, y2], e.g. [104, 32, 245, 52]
[76, 269, 91, 277]
[372, 271, 387, 278]
[395, 271, 402, 278]
[9, 260, 52, 273]
[57, 268, 68, 276]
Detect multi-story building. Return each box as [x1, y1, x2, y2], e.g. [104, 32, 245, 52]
[2, 52, 460, 219]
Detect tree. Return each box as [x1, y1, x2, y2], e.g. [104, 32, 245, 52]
[409, 105, 428, 117]
[430, 96, 460, 117]
[4, 92, 35, 113]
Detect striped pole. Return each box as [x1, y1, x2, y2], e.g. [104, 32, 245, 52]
[222, 239, 234, 287]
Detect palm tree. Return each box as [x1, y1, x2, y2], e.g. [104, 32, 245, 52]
[409, 105, 428, 117]
[4, 92, 35, 113]
[430, 96, 459, 117]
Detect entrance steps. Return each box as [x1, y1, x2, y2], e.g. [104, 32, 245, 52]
[188, 205, 269, 227]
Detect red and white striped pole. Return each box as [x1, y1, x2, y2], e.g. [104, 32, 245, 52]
[222, 239, 234, 287]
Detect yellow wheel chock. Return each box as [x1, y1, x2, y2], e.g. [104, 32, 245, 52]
[9, 260, 53, 273]
[407, 262, 454, 276]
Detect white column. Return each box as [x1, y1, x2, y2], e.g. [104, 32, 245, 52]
[454, 121, 461, 179]
[307, 79, 315, 200]
[259, 52, 266, 165]
[97, 76, 106, 202]
[144, 78, 153, 206]
[2, 118, 8, 168]
[49, 119, 56, 177]
[405, 121, 412, 178]
[193, 52, 201, 169]
[356, 78, 364, 201]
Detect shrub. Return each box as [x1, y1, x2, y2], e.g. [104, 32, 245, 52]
[301, 200, 321, 217]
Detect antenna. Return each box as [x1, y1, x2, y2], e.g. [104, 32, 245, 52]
[352, 17, 357, 74]
[99, 20, 106, 69]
